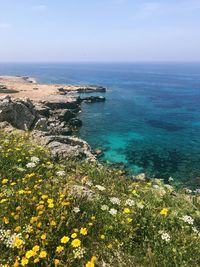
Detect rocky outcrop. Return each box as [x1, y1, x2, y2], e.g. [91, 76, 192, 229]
[32, 131, 96, 161]
[0, 96, 39, 130]
[44, 97, 81, 110]
[0, 95, 96, 162]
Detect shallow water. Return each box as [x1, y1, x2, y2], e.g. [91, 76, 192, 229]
[0, 62, 200, 186]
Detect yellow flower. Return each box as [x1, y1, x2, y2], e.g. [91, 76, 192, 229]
[71, 233, 77, 239]
[108, 244, 112, 249]
[54, 259, 60, 265]
[100, 235, 105, 240]
[41, 195, 48, 199]
[34, 258, 40, 263]
[61, 201, 70, 206]
[50, 220, 57, 226]
[41, 234, 46, 240]
[21, 257, 29, 266]
[26, 250, 36, 259]
[0, 198, 8, 204]
[91, 256, 97, 263]
[127, 218, 133, 223]
[13, 261, 19, 267]
[80, 228, 87, 236]
[48, 203, 54, 208]
[14, 226, 21, 232]
[32, 245, 40, 252]
[47, 198, 54, 204]
[3, 217, 9, 224]
[86, 262, 94, 267]
[60, 236, 70, 244]
[14, 236, 23, 247]
[56, 246, 64, 253]
[123, 208, 131, 214]
[160, 208, 169, 216]
[71, 239, 81, 248]
[2, 178, 8, 184]
[86, 257, 97, 267]
[39, 250, 47, 258]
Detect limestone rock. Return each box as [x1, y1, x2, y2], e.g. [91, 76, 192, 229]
[0, 96, 38, 130]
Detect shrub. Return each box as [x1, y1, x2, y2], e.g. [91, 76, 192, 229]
[0, 132, 199, 266]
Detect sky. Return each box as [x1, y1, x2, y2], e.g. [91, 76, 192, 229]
[0, 0, 200, 62]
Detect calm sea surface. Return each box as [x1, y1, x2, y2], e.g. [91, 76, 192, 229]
[1, 62, 200, 186]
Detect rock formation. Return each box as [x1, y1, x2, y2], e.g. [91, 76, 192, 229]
[0, 95, 95, 161]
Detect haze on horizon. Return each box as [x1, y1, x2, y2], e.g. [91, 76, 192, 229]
[0, 0, 200, 62]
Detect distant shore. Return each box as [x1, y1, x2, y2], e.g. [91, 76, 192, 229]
[0, 75, 106, 102]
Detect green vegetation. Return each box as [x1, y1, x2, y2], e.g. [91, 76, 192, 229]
[0, 132, 199, 267]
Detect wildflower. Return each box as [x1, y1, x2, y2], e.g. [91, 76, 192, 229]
[110, 197, 120, 205]
[100, 234, 105, 239]
[0, 198, 8, 204]
[71, 233, 77, 238]
[41, 195, 48, 199]
[73, 247, 86, 259]
[3, 217, 9, 224]
[14, 237, 23, 247]
[31, 156, 40, 163]
[127, 218, 133, 223]
[101, 205, 109, 211]
[137, 202, 144, 209]
[73, 207, 80, 213]
[86, 256, 97, 267]
[54, 259, 60, 265]
[34, 258, 40, 263]
[71, 238, 81, 248]
[160, 208, 168, 216]
[56, 246, 64, 253]
[123, 208, 131, 214]
[32, 245, 40, 252]
[48, 203, 54, 208]
[80, 228, 87, 236]
[56, 170, 66, 176]
[182, 215, 194, 225]
[2, 178, 8, 184]
[50, 220, 57, 226]
[86, 262, 94, 267]
[125, 199, 135, 207]
[14, 226, 21, 232]
[26, 162, 36, 168]
[41, 234, 46, 240]
[61, 236, 70, 244]
[161, 232, 171, 242]
[47, 198, 54, 204]
[39, 250, 47, 258]
[109, 208, 117, 216]
[95, 185, 106, 191]
[26, 250, 36, 259]
[21, 257, 29, 266]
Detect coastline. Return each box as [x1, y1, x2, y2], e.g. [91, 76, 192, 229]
[0, 75, 106, 161]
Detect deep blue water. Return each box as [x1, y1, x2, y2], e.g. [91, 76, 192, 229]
[1, 63, 200, 186]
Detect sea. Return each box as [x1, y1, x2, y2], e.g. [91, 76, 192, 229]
[0, 62, 200, 187]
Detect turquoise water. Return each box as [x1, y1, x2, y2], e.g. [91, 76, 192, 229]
[1, 63, 200, 186]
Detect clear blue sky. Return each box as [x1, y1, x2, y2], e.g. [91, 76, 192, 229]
[0, 0, 200, 62]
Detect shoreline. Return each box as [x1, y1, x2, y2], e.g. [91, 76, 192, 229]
[0, 75, 107, 161]
[0, 75, 106, 101]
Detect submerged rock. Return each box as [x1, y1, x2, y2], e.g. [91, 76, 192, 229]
[81, 96, 106, 103]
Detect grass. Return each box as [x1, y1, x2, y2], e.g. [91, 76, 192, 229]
[0, 131, 199, 267]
